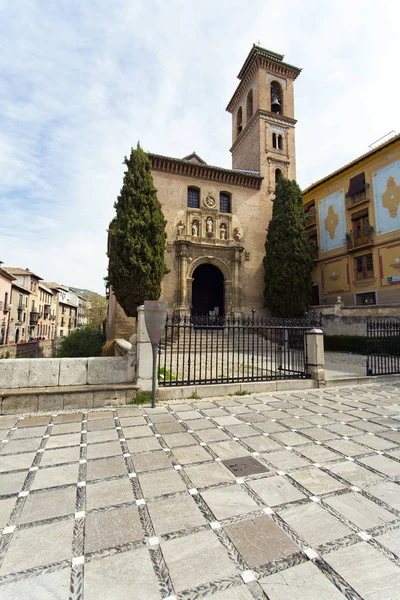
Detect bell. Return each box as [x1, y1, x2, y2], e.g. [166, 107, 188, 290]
[271, 95, 281, 113]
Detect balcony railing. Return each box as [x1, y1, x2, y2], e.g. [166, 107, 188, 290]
[44, 304, 51, 318]
[345, 191, 369, 209]
[346, 227, 374, 250]
[29, 311, 40, 325]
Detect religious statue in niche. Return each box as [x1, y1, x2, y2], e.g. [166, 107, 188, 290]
[177, 220, 185, 235]
[220, 223, 227, 240]
[233, 227, 242, 242]
[206, 217, 214, 234]
[204, 193, 216, 209]
[192, 220, 199, 237]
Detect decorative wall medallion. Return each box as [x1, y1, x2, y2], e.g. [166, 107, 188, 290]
[324, 205, 339, 240]
[382, 176, 400, 218]
[330, 271, 339, 281]
[204, 193, 216, 209]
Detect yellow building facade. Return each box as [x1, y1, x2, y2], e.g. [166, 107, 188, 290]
[303, 134, 400, 306]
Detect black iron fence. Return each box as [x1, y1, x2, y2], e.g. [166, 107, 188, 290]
[366, 319, 400, 376]
[158, 312, 322, 387]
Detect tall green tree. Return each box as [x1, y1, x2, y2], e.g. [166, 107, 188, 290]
[107, 143, 168, 316]
[263, 177, 313, 317]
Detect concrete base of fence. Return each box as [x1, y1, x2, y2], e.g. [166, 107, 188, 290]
[136, 306, 154, 392]
[0, 384, 139, 415]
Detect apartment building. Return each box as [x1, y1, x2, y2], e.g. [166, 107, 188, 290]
[0, 261, 14, 344]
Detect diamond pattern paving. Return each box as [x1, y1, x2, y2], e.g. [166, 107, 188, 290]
[1, 382, 400, 599]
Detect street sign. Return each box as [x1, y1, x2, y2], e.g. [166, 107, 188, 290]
[144, 301, 168, 345]
[387, 276, 400, 283]
[144, 301, 168, 408]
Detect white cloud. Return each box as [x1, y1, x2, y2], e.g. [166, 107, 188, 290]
[0, 0, 399, 292]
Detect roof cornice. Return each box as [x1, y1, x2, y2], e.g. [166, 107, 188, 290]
[148, 153, 263, 189]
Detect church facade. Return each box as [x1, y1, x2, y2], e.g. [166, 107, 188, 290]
[107, 45, 301, 338]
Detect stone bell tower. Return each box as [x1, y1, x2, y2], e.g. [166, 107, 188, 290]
[226, 45, 301, 196]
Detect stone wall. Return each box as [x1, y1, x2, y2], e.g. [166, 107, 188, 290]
[0, 356, 135, 389]
[316, 297, 400, 336]
[0, 339, 60, 360]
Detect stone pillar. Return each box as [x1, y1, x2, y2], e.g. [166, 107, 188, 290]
[305, 328, 325, 386]
[136, 305, 155, 392]
[334, 295, 344, 315]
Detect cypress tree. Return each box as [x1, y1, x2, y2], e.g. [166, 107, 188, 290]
[107, 143, 168, 316]
[263, 177, 313, 317]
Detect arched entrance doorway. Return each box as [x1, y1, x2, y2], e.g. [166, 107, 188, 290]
[192, 264, 224, 317]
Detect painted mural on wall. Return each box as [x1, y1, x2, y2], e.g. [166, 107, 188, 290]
[318, 190, 345, 253]
[373, 160, 400, 236]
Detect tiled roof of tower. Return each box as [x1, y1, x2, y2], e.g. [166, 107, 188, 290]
[3, 267, 43, 280]
[148, 153, 263, 189]
[182, 152, 207, 165]
[237, 44, 301, 80]
[303, 133, 400, 195]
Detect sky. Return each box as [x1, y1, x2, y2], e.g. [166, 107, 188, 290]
[0, 0, 399, 294]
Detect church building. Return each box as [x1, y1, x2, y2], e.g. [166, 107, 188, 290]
[107, 45, 301, 338]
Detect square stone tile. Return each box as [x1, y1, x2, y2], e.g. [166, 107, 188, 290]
[85, 505, 143, 553]
[122, 425, 153, 439]
[86, 440, 122, 460]
[203, 408, 229, 417]
[51, 422, 82, 435]
[225, 405, 254, 414]
[240, 435, 282, 453]
[148, 494, 206, 535]
[162, 432, 197, 447]
[325, 492, 397, 530]
[0, 471, 27, 496]
[326, 423, 363, 437]
[41, 445, 80, 466]
[53, 413, 83, 423]
[365, 480, 400, 510]
[209, 440, 250, 460]
[184, 462, 235, 488]
[0, 496, 16, 528]
[11, 425, 47, 439]
[0, 568, 70, 599]
[147, 413, 176, 423]
[301, 428, 337, 441]
[296, 444, 339, 463]
[31, 463, 79, 490]
[379, 430, 400, 443]
[225, 515, 298, 567]
[202, 484, 258, 519]
[265, 450, 310, 471]
[326, 438, 366, 457]
[359, 454, 400, 477]
[155, 421, 186, 434]
[118, 416, 147, 427]
[172, 445, 212, 465]
[184, 418, 215, 430]
[84, 547, 160, 600]
[86, 456, 127, 481]
[161, 529, 238, 592]
[324, 542, 400, 600]
[0, 438, 42, 455]
[272, 432, 309, 446]
[144, 406, 170, 414]
[260, 561, 346, 600]
[355, 434, 398, 451]
[175, 410, 201, 420]
[86, 428, 119, 443]
[20, 416, 51, 427]
[225, 424, 259, 438]
[196, 428, 231, 443]
[126, 436, 161, 453]
[192, 401, 218, 410]
[86, 476, 134, 510]
[88, 411, 114, 420]
[0, 518, 74, 574]
[46, 433, 81, 449]
[279, 502, 352, 546]
[352, 421, 389, 433]
[254, 421, 287, 434]
[328, 461, 383, 487]
[249, 475, 306, 506]
[208, 586, 254, 600]
[289, 467, 346, 495]
[0, 452, 36, 473]
[133, 450, 172, 472]
[375, 529, 400, 557]
[0, 417, 19, 428]
[139, 468, 187, 497]
[169, 403, 194, 411]
[243, 413, 268, 423]
[19, 486, 76, 524]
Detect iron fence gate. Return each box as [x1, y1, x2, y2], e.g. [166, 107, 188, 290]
[158, 313, 321, 386]
[366, 319, 400, 376]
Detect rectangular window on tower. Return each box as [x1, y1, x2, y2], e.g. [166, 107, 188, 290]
[187, 187, 200, 209]
[220, 192, 231, 213]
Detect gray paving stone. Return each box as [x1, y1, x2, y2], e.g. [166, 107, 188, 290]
[365, 480, 400, 510]
[0, 453, 36, 474]
[11, 425, 47, 439]
[84, 547, 160, 600]
[20, 416, 51, 427]
[265, 450, 310, 471]
[325, 542, 400, 600]
[224, 515, 298, 567]
[375, 529, 400, 557]
[260, 561, 345, 600]
[296, 444, 339, 463]
[162, 432, 197, 447]
[122, 425, 153, 438]
[0, 567, 71, 599]
[51, 422, 82, 435]
[209, 440, 250, 460]
[359, 454, 400, 477]
[86, 440, 122, 460]
[155, 421, 186, 434]
[87, 411, 114, 420]
[148, 493, 206, 535]
[86, 456, 127, 481]
[201, 484, 258, 519]
[116, 406, 143, 417]
[139, 468, 187, 497]
[203, 408, 229, 417]
[184, 462, 235, 488]
[31, 463, 79, 490]
[213, 415, 243, 426]
[0, 518, 74, 574]
[326, 423, 364, 437]
[146, 412, 176, 423]
[46, 433, 81, 449]
[0, 496, 16, 528]
[302, 427, 337, 441]
[161, 529, 238, 592]
[53, 412, 83, 423]
[329, 461, 384, 487]
[195, 428, 231, 443]
[118, 416, 147, 426]
[253, 420, 287, 433]
[0, 437, 42, 455]
[85, 505, 143, 553]
[325, 438, 367, 456]
[209, 586, 254, 600]
[175, 410, 202, 420]
[184, 418, 216, 430]
[289, 466, 346, 495]
[86, 476, 134, 510]
[0, 470, 28, 496]
[41, 445, 80, 466]
[325, 492, 397, 530]
[279, 502, 352, 546]
[249, 475, 306, 507]
[86, 428, 119, 443]
[272, 431, 310, 446]
[225, 424, 259, 438]
[19, 486, 76, 524]
[245, 435, 286, 453]
[172, 445, 212, 465]
[133, 450, 172, 472]
[126, 436, 162, 453]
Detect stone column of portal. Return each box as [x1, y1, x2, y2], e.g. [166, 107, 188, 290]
[179, 248, 188, 310]
[232, 248, 242, 315]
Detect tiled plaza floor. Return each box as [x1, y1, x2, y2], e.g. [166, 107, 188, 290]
[1, 383, 400, 599]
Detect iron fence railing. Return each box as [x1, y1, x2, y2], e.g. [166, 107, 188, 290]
[366, 318, 400, 376]
[158, 312, 321, 387]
